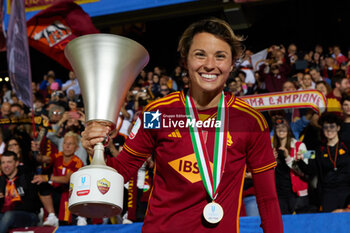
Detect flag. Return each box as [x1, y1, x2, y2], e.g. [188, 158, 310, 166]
[250, 48, 268, 71]
[6, 0, 33, 107]
[0, 0, 6, 52]
[27, 0, 99, 70]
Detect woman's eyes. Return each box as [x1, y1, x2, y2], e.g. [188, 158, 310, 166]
[194, 52, 226, 59]
[216, 54, 226, 59]
[195, 52, 205, 57]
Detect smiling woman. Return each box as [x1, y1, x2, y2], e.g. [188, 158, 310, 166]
[82, 18, 283, 233]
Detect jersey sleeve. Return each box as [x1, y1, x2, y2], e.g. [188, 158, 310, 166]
[107, 114, 155, 183]
[246, 116, 277, 174]
[253, 169, 283, 233]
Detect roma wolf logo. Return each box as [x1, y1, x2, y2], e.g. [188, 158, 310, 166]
[33, 20, 71, 47]
[97, 178, 111, 195]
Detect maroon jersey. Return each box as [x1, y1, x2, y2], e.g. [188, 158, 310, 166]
[50, 152, 83, 222]
[108, 91, 276, 233]
[50, 152, 83, 189]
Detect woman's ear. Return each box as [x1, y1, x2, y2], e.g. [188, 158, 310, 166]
[183, 61, 188, 70]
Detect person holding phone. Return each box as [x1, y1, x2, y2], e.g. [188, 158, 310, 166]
[82, 18, 283, 232]
[273, 118, 310, 214]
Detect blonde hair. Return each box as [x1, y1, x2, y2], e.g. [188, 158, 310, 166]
[64, 131, 80, 146]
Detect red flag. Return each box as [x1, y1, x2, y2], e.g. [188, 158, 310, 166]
[27, 0, 99, 70]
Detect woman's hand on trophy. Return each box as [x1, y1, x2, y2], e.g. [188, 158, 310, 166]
[81, 121, 111, 155]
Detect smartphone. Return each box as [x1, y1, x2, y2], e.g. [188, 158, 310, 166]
[69, 111, 80, 119]
[303, 150, 316, 159]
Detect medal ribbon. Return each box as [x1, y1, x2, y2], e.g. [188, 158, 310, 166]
[185, 92, 228, 200]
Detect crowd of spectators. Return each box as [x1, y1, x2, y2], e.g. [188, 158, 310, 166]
[0, 43, 350, 231]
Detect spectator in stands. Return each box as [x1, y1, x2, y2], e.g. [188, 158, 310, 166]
[115, 101, 134, 148]
[10, 104, 24, 118]
[237, 70, 249, 94]
[234, 76, 246, 96]
[226, 78, 237, 94]
[33, 93, 47, 116]
[340, 95, 350, 147]
[310, 52, 323, 71]
[0, 151, 40, 233]
[1, 83, 12, 104]
[273, 118, 309, 214]
[148, 74, 160, 98]
[145, 71, 153, 87]
[288, 43, 298, 64]
[159, 84, 171, 97]
[322, 56, 338, 80]
[315, 81, 331, 98]
[6, 137, 35, 174]
[153, 66, 161, 76]
[298, 73, 314, 90]
[32, 132, 85, 225]
[332, 46, 347, 65]
[50, 91, 67, 109]
[181, 72, 190, 91]
[160, 74, 178, 91]
[297, 113, 350, 212]
[48, 104, 65, 124]
[47, 112, 87, 165]
[62, 71, 81, 96]
[134, 88, 151, 112]
[259, 62, 289, 93]
[0, 102, 11, 119]
[171, 66, 183, 90]
[39, 74, 59, 100]
[282, 81, 296, 92]
[326, 74, 350, 113]
[310, 67, 331, 86]
[314, 45, 324, 58]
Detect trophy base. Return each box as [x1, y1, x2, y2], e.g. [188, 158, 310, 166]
[69, 201, 122, 218]
[69, 165, 124, 218]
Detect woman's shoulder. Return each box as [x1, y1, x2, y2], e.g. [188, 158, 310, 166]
[143, 91, 184, 112]
[230, 96, 269, 132]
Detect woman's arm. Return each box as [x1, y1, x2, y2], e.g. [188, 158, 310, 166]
[253, 169, 284, 233]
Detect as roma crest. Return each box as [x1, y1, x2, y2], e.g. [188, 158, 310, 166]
[97, 178, 111, 195]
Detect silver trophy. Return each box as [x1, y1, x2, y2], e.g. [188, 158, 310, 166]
[65, 34, 149, 218]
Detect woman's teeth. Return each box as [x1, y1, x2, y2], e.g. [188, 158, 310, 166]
[201, 74, 217, 79]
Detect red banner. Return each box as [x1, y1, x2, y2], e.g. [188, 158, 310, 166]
[7, 0, 99, 14]
[240, 90, 327, 115]
[27, 0, 99, 70]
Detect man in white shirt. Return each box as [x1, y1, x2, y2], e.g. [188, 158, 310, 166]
[62, 71, 81, 96]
